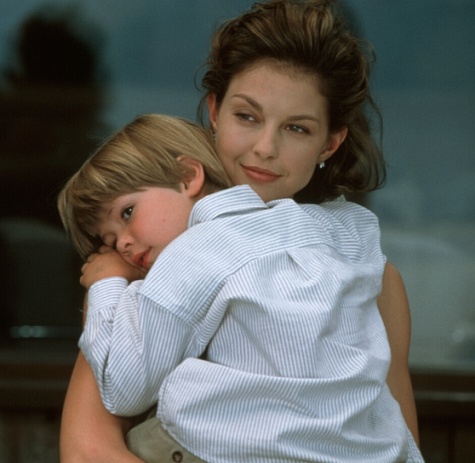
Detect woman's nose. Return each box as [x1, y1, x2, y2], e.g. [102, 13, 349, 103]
[253, 127, 278, 160]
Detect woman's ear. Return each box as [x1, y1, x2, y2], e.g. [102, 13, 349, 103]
[207, 93, 219, 133]
[177, 156, 206, 198]
[319, 126, 348, 162]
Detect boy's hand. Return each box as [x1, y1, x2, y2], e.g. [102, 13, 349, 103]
[80, 246, 146, 289]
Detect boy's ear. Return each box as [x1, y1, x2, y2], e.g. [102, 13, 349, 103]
[207, 93, 219, 132]
[319, 126, 348, 162]
[177, 156, 206, 198]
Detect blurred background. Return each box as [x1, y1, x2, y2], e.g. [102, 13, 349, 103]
[0, 1, 473, 461]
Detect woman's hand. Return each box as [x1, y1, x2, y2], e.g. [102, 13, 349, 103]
[80, 246, 146, 289]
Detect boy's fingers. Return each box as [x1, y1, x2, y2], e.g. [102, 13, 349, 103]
[98, 245, 114, 254]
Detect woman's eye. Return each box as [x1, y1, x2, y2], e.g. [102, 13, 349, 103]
[287, 124, 309, 134]
[122, 206, 133, 220]
[236, 112, 256, 123]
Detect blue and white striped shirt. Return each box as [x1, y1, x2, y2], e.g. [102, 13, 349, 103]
[80, 185, 423, 462]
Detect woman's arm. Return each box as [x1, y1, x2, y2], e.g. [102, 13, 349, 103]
[60, 351, 144, 463]
[60, 292, 144, 463]
[378, 262, 420, 446]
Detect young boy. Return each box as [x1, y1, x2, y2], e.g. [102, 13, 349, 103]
[59, 114, 422, 462]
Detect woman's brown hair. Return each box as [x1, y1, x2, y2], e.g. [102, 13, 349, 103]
[198, 0, 385, 203]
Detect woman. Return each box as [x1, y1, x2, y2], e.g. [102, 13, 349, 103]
[60, 1, 420, 461]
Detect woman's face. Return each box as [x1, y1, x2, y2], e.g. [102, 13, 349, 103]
[208, 61, 347, 202]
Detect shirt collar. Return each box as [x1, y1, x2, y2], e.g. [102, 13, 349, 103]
[188, 185, 271, 227]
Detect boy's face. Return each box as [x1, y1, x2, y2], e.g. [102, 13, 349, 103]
[97, 186, 195, 270]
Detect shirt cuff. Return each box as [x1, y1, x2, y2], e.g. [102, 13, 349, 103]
[87, 277, 129, 317]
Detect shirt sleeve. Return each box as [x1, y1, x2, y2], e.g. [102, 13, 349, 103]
[79, 277, 195, 416]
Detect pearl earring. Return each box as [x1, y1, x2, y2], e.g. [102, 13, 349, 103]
[319, 161, 325, 169]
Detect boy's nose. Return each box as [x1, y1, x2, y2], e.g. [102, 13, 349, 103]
[116, 233, 133, 254]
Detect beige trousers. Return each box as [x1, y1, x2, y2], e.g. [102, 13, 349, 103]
[126, 417, 207, 463]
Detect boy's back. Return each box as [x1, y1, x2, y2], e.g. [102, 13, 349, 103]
[82, 185, 420, 462]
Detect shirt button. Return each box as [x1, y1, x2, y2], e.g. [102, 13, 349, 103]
[172, 451, 183, 462]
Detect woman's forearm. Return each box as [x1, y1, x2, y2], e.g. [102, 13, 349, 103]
[378, 262, 420, 446]
[60, 351, 144, 463]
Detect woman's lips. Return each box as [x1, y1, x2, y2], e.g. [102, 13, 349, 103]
[241, 165, 281, 182]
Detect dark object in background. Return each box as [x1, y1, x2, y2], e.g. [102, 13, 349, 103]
[0, 218, 83, 344]
[0, 7, 107, 227]
[0, 7, 106, 343]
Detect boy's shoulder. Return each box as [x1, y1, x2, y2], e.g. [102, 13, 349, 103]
[189, 185, 267, 226]
[301, 198, 380, 235]
[300, 198, 383, 264]
[139, 187, 269, 322]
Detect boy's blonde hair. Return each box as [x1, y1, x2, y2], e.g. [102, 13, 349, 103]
[58, 114, 232, 259]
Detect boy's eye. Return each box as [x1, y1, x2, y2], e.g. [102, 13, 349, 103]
[122, 206, 133, 220]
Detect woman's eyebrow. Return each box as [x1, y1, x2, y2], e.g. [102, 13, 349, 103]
[287, 114, 321, 124]
[231, 93, 261, 111]
[231, 93, 321, 125]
